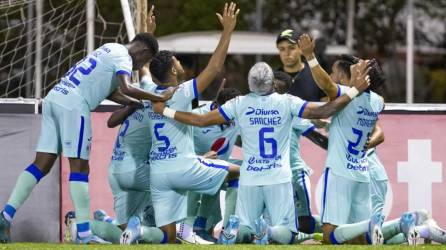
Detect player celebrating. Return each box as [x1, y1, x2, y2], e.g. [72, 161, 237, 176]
[0, 13, 174, 243]
[118, 2, 241, 244]
[150, 60, 371, 244]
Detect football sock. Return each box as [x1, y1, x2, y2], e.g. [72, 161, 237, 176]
[295, 231, 315, 243]
[268, 225, 294, 244]
[141, 226, 167, 244]
[3, 164, 45, 222]
[330, 219, 369, 244]
[177, 220, 193, 239]
[69, 172, 91, 238]
[195, 193, 219, 230]
[185, 192, 201, 226]
[223, 180, 238, 227]
[236, 225, 254, 243]
[90, 220, 121, 243]
[381, 218, 401, 239]
[385, 233, 406, 244]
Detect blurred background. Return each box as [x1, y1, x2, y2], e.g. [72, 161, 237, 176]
[1, 0, 445, 103]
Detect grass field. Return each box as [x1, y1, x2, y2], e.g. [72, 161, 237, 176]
[1, 244, 445, 250]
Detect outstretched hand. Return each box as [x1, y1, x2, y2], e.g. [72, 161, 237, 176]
[350, 60, 371, 93]
[160, 86, 178, 101]
[152, 101, 166, 114]
[147, 5, 156, 34]
[217, 2, 240, 33]
[297, 33, 315, 58]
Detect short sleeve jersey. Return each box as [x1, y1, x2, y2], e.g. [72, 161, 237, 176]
[325, 85, 384, 182]
[192, 102, 239, 161]
[148, 79, 199, 174]
[290, 117, 315, 172]
[48, 43, 132, 110]
[219, 93, 307, 186]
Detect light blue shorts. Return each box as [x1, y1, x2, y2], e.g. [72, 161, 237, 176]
[108, 162, 154, 226]
[291, 168, 312, 217]
[321, 168, 371, 226]
[36, 99, 91, 160]
[150, 157, 229, 227]
[236, 182, 297, 233]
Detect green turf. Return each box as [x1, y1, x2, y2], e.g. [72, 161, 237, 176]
[1, 244, 445, 250]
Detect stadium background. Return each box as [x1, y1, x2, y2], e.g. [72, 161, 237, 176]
[0, 0, 445, 243]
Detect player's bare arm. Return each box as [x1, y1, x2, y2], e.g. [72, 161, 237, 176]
[366, 123, 385, 149]
[117, 74, 176, 101]
[301, 60, 371, 119]
[304, 130, 328, 150]
[107, 106, 138, 128]
[107, 88, 143, 108]
[152, 101, 226, 127]
[195, 2, 239, 93]
[146, 5, 156, 34]
[298, 34, 338, 99]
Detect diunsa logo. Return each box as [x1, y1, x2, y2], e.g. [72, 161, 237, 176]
[245, 107, 279, 116]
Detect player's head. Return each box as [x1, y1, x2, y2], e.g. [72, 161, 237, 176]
[150, 50, 182, 85]
[276, 29, 302, 68]
[248, 62, 274, 95]
[129, 32, 159, 70]
[331, 54, 386, 90]
[273, 71, 292, 94]
[216, 87, 241, 106]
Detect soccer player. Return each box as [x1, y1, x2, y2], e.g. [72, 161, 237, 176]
[274, 71, 327, 237]
[185, 86, 242, 243]
[298, 34, 389, 245]
[276, 29, 326, 101]
[150, 60, 372, 244]
[0, 26, 175, 243]
[118, 3, 241, 244]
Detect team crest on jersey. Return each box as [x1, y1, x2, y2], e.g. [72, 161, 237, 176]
[211, 137, 230, 155]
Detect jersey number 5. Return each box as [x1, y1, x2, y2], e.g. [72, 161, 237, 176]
[154, 123, 170, 152]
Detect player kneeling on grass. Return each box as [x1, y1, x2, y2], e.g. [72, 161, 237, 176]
[0, 26, 175, 244]
[151, 60, 372, 244]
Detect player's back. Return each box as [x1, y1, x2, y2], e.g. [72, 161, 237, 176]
[326, 86, 384, 182]
[47, 43, 132, 110]
[219, 92, 307, 186]
[193, 103, 239, 160]
[148, 79, 199, 174]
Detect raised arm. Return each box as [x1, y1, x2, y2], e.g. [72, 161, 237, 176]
[107, 106, 137, 128]
[118, 74, 176, 101]
[195, 2, 239, 93]
[366, 123, 385, 149]
[298, 34, 338, 99]
[151, 101, 226, 127]
[301, 60, 371, 119]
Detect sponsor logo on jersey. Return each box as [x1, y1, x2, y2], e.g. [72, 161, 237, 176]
[211, 137, 230, 155]
[357, 106, 379, 118]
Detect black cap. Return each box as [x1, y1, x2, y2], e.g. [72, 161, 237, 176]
[276, 29, 299, 44]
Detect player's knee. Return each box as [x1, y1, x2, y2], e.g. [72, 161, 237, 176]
[68, 158, 90, 174]
[33, 152, 58, 175]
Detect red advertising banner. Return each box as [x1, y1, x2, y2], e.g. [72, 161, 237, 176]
[60, 113, 446, 237]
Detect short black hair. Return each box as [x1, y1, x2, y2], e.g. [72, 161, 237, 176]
[336, 55, 386, 89]
[273, 71, 292, 89]
[216, 87, 241, 106]
[149, 50, 174, 83]
[131, 32, 159, 57]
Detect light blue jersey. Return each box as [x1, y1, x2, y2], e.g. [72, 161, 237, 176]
[290, 117, 315, 173]
[367, 148, 388, 181]
[47, 43, 132, 110]
[193, 102, 239, 161]
[148, 79, 199, 174]
[219, 93, 307, 186]
[325, 85, 384, 182]
[110, 82, 157, 172]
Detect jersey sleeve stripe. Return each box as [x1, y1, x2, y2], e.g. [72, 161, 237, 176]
[297, 101, 308, 118]
[192, 78, 198, 98]
[77, 116, 85, 159]
[218, 107, 231, 122]
[301, 125, 316, 136]
[116, 70, 131, 77]
[197, 157, 229, 171]
[336, 84, 341, 98]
